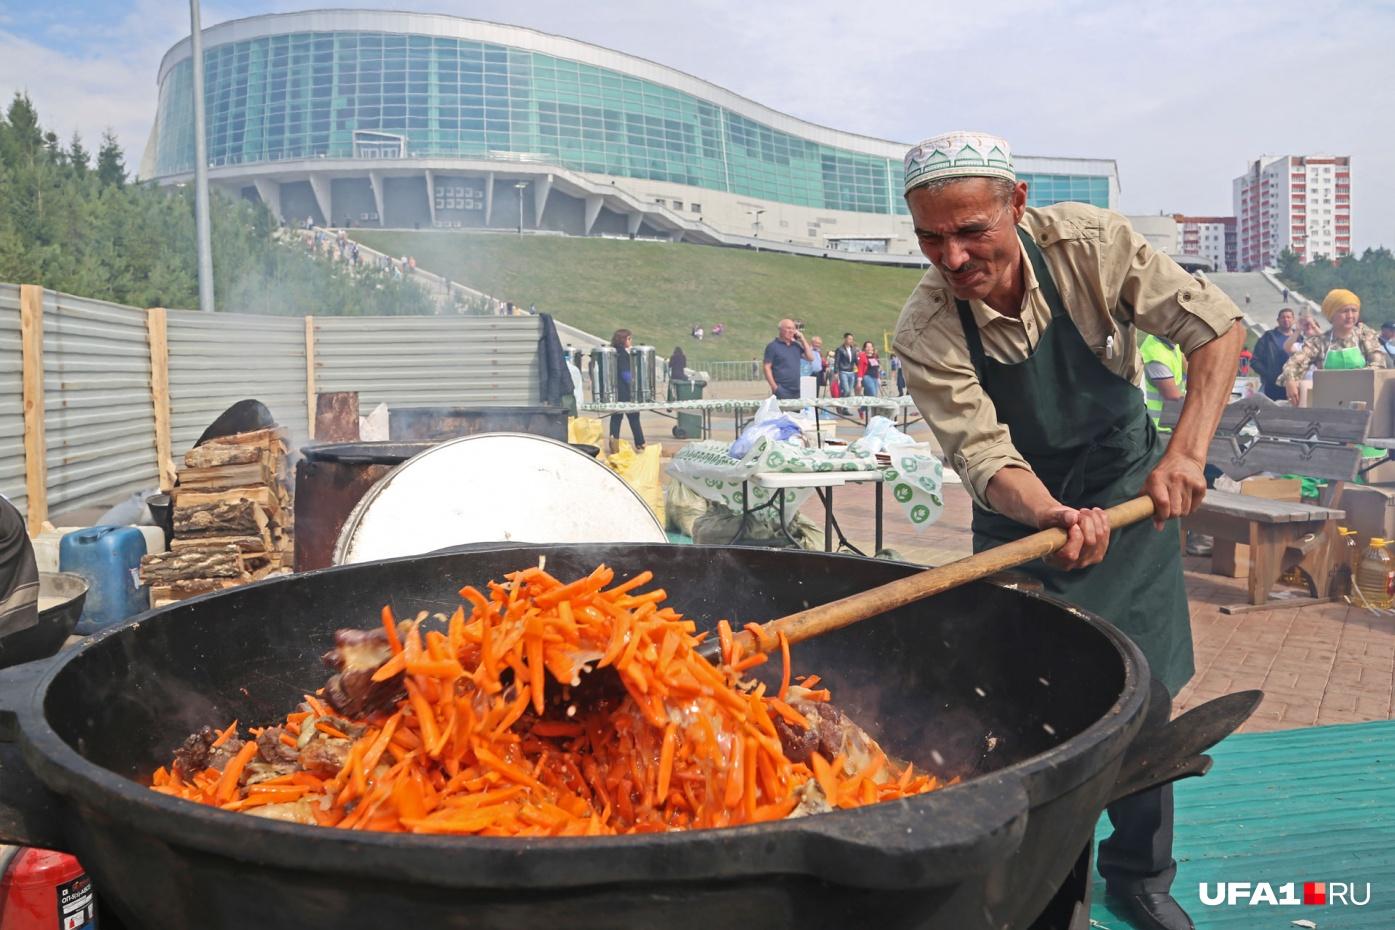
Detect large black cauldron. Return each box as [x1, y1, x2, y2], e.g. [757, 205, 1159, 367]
[0, 544, 1252, 929]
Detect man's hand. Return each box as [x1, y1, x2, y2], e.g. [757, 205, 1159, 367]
[1039, 506, 1111, 570]
[985, 468, 1113, 572]
[1143, 451, 1208, 529]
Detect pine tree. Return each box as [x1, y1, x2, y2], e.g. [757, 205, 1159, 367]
[68, 132, 90, 176]
[96, 130, 126, 188]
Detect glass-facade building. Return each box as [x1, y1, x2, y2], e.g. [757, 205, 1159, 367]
[145, 11, 1119, 258]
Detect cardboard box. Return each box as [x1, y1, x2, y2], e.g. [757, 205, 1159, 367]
[1208, 477, 1304, 578]
[1340, 484, 1395, 548]
[1312, 368, 1395, 438]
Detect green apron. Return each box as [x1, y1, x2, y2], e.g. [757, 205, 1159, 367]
[957, 229, 1193, 694]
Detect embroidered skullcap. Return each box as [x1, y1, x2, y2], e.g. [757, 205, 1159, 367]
[1320, 288, 1360, 320]
[904, 131, 1015, 194]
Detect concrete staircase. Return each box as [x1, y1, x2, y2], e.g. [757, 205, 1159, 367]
[1205, 270, 1322, 338]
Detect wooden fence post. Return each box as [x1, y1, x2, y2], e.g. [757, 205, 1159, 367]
[147, 307, 176, 491]
[305, 315, 317, 440]
[19, 284, 47, 533]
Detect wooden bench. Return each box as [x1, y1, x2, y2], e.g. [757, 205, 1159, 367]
[1160, 395, 1371, 612]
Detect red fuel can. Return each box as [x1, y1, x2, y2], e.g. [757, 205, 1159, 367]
[0, 848, 96, 929]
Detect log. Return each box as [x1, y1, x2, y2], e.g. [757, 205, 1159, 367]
[173, 499, 269, 537]
[170, 534, 270, 555]
[183, 444, 267, 469]
[208, 427, 288, 448]
[140, 546, 246, 583]
[172, 487, 282, 520]
[177, 463, 274, 491]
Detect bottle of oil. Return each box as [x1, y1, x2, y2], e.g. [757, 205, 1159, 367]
[1331, 528, 1360, 600]
[1355, 538, 1394, 610]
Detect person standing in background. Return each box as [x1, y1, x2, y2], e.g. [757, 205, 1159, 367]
[763, 319, 815, 399]
[608, 329, 646, 452]
[1250, 308, 1297, 401]
[1279, 289, 1389, 403]
[858, 341, 882, 398]
[1380, 321, 1395, 360]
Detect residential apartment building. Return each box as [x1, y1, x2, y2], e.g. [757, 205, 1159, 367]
[1172, 215, 1236, 272]
[1233, 155, 1351, 270]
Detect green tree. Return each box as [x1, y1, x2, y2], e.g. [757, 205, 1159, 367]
[95, 130, 125, 188]
[0, 93, 434, 316]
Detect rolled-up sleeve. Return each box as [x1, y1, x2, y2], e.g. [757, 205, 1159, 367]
[1099, 212, 1241, 355]
[1279, 336, 1323, 385]
[893, 286, 1031, 511]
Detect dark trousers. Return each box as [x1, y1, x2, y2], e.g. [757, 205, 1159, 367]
[1097, 680, 1176, 894]
[609, 412, 645, 447]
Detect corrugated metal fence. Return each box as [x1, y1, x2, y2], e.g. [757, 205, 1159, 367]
[41, 292, 159, 516]
[314, 316, 542, 407]
[2, 283, 550, 524]
[167, 311, 310, 455]
[0, 285, 26, 516]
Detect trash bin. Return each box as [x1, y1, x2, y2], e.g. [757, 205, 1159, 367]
[669, 378, 707, 439]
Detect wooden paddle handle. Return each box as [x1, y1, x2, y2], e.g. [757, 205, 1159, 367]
[731, 495, 1157, 656]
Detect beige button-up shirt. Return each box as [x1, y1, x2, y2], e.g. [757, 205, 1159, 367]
[892, 203, 1241, 511]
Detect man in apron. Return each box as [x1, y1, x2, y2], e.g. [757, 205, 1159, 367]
[893, 131, 1244, 930]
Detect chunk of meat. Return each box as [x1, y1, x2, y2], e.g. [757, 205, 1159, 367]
[298, 736, 350, 779]
[256, 726, 300, 765]
[773, 701, 854, 765]
[172, 726, 246, 777]
[321, 627, 405, 718]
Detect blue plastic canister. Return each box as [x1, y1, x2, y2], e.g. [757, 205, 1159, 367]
[58, 526, 148, 634]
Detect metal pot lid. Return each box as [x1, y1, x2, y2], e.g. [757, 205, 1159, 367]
[333, 433, 666, 565]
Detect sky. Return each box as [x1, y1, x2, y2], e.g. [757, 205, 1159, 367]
[2, 0, 1392, 250]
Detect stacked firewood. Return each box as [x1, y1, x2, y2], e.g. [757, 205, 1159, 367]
[140, 428, 294, 608]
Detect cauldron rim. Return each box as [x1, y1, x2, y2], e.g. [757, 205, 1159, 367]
[10, 544, 1149, 890]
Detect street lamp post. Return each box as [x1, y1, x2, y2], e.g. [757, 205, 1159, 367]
[189, 0, 214, 311]
[749, 208, 765, 252]
[515, 181, 529, 236]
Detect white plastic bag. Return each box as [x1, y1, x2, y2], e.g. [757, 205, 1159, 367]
[729, 395, 802, 458]
[851, 416, 915, 456]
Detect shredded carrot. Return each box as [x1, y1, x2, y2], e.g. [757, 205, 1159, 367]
[150, 563, 947, 835]
[211, 719, 239, 748]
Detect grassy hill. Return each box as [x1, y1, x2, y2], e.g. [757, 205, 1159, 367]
[351, 231, 927, 365]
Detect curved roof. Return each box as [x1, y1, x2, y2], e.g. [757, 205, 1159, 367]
[156, 8, 1116, 175]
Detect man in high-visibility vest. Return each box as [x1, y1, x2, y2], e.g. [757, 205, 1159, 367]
[1140, 333, 1186, 431]
[1141, 333, 1217, 557]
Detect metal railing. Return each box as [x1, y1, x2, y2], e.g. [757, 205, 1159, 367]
[703, 360, 763, 382]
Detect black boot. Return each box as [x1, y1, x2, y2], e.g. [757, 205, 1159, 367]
[1105, 891, 1195, 930]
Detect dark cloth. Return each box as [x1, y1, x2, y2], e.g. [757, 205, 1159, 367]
[0, 496, 39, 637]
[1098, 680, 1176, 893]
[1250, 328, 1292, 400]
[834, 344, 858, 372]
[670, 349, 688, 379]
[609, 411, 645, 446]
[763, 338, 804, 398]
[954, 229, 1191, 899]
[958, 229, 1193, 695]
[536, 314, 574, 408]
[610, 349, 645, 445]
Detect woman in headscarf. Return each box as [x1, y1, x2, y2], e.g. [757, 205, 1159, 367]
[609, 329, 646, 451]
[1279, 288, 1389, 403]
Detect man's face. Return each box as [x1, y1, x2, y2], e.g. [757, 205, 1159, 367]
[811, 337, 823, 353]
[778, 320, 797, 342]
[843, 335, 855, 347]
[907, 178, 1028, 302]
[1277, 310, 1294, 332]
